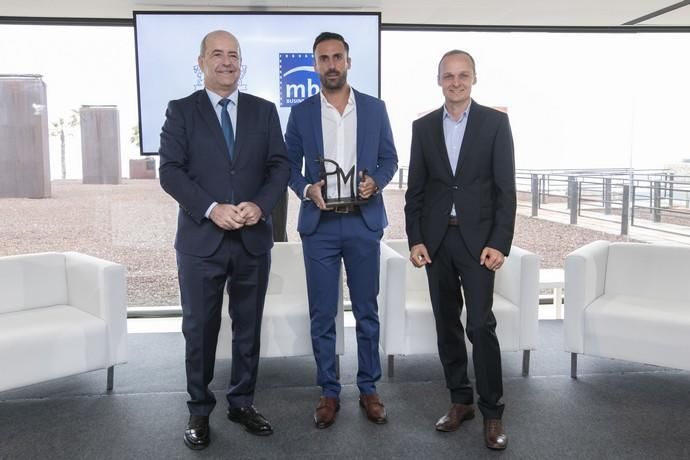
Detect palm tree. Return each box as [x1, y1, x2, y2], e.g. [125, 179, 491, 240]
[49, 110, 79, 180]
[130, 125, 140, 148]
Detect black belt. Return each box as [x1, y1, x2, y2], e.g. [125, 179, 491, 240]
[448, 216, 459, 226]
[331, 204, 360, 214]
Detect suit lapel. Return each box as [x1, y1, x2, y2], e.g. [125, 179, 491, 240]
[431, 107, 453, 177]
[455, 100, 483, 175]
[196, 91, 228, 159]
[354, 90, 365, 167]
[233, 92, 249, 165]
[310, 95, 324, 158]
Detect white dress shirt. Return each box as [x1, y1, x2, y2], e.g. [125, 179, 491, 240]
[306, 89, 357, 201]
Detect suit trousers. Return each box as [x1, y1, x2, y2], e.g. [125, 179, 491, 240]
[301, 211, 383, 398]
[177, 230, 270, 416]
[425, 225, 505, 419]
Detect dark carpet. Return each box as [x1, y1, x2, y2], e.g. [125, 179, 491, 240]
[1, 320, 688, 459]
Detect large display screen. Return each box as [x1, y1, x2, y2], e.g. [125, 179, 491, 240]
[134, 12, 380, 155]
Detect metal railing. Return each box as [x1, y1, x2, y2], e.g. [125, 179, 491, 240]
[516, 168, 690, 236]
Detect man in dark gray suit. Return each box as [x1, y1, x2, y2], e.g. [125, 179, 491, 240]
[159, 30, 289, 450]
[404, 50, 516, 450]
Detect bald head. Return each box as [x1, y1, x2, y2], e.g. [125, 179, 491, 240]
[197, 30, 242, 97]
[200, 30, 241, 59]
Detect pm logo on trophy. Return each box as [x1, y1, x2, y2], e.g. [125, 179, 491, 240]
[315, 157, 371, 213]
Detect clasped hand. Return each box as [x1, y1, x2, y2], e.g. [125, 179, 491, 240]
[210, 202, 262, 230]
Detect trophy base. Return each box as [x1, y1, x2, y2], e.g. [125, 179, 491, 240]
[324, 197, 368, 213]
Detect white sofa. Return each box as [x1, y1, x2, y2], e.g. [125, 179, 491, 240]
[565, 241, 690, 378]
[379, 240, 540, 377]
[216, 242, 345, 370]
[0, 252, 128, 393]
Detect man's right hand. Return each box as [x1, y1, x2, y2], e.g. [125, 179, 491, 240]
[410, 244, 432, 267]
[306, 180, 330, 211]
[209, 204, 246, 230]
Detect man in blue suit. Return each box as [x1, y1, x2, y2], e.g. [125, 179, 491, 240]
[159, 30, 289, 450]
[285, 32, 398, 429]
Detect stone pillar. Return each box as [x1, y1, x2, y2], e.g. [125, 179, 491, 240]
[0, 74, 51, 198]
[80, 105, 121, 184]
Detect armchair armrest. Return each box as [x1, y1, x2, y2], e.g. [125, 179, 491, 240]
[64, 252, 128, 365]
[495, 246, 540, 350]
[378, 242, 407, 354]
[564, 240, 610, 353]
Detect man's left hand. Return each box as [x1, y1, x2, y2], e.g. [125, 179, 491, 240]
[480, 247, 505, 271]
[238, 202, 262, 226]
[358, 172, 378, 200]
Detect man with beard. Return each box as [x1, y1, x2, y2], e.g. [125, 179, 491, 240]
[285, 32, 397, 429]
[159, 30, 289, 450]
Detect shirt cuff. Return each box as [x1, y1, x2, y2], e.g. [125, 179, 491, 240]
[204, 202, 218, 219]
[303, 184, 311, 201]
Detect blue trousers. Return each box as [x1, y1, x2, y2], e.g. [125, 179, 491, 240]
[301, 211, 383, 398]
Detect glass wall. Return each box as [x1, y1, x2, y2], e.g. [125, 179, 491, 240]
[381, 30, 690, 170]
[1, 23, 689, 310]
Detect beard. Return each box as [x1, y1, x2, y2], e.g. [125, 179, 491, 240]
[320, 69, 348, 90]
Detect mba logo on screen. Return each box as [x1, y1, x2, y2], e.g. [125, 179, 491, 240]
[279, 53, 320, 107]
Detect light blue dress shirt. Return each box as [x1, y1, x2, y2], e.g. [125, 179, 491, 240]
[442, 103, 470, 217]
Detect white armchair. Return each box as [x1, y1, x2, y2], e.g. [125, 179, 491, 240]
[216, 242, 344, 370]
[379, 240, 539, 377]
[0, 252, 128, 393]
[565, 241, 690, 378]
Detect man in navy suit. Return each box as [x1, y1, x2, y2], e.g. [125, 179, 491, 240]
[285, 32, 397, 429]
[404, 50, 516, 450]
[159, 30, 289, 450]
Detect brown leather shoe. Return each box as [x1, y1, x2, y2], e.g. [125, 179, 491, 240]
[314, 396, 340, 429]
[484, 418, 508, 450]
[359, 393, 387, 424]
[435, 404, 475, 432]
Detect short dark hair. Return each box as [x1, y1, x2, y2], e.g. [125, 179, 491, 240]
[313, 32, 349, 54]
[437, 49, 476, 77]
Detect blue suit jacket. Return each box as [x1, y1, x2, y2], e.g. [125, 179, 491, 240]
[159, 90, 290, 257]
[285, 89, 398, 235]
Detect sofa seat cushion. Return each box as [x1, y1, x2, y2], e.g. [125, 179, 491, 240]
[491, 295, 520, 351]
[584, 294, 690, 371]
[404, 290, 438, 355]
[401, 291, 521, 355]
[217, 294, 314, 359]
[259, 293, 313, 357]
[0, 305, 109, 392]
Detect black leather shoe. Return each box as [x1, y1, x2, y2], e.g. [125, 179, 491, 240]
[184, 415, 210, 450]
[227, 405, 273, 436]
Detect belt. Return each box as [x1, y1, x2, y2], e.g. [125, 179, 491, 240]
[448, 216, 459, 226]
[331, 204, 360, 214]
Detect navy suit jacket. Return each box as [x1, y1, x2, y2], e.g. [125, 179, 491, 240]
[285, 89, 398, 235]
[159, 90, 290, 257]
[405, 100, 516, 260]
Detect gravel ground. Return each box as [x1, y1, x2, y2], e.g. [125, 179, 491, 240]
[0, 180, 631, 306]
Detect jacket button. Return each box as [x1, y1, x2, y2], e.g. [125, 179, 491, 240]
[452, 185, 459, 190]
[230, 170, 236, 176]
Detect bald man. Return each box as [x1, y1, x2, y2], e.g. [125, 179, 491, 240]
[405, 50, 516, 450]
[159, 30, 289, 450]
